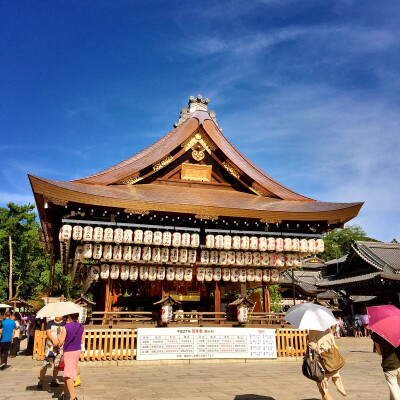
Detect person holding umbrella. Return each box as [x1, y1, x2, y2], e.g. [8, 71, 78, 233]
[368, 305, 400, 400]
[285, 303, 347, 400]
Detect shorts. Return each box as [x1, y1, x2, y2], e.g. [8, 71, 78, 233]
[41, 350, 62, 369]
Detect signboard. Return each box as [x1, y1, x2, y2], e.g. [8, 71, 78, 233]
[136, 327, 277, 360]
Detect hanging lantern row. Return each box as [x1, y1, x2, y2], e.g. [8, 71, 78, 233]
[60, 225, 324, 253]
[75, 244, 303, 268]
[90, 264, 281, 283]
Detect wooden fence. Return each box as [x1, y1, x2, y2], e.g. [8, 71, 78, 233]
[34, 328, 307, 361]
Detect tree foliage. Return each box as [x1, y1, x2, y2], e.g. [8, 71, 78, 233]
[269, 284, 282, 313]
[322, 225, 379, 262]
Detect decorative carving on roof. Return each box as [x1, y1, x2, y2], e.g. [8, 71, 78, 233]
[192, 147, 205, 161]
[195, 214, 218, 220]
[183, 132, 215, 154]
[124, 209, 150, 215]
[222, 161, 241, 179]
[260, 218, 282, 224]
[153, 154, 173, 171]
[121, 173, 142, 185]
[44, 196, 68, 207]
[250, 184, 269, 197]
[328, 219, 341, 224]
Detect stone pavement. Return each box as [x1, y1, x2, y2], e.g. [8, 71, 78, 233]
[0, 337, 389, 400]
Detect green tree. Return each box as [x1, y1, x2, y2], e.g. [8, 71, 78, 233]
[0, 203, 49, 301]
[322, 225, 378, 262]
[269, 284, 282, 313]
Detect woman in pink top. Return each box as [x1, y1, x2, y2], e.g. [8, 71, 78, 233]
[58, 313, 84, 400]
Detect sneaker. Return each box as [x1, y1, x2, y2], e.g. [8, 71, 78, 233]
[37, 380, 43, 389]
[50, 380, 60, 387]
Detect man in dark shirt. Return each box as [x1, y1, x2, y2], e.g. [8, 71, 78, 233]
[371, 332, 400, 399]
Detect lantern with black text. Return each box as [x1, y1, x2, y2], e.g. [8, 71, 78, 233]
[299, 239, 308, 253]
[239, 268, 247, 283]
[241, 236, 250, 250]
[100, 264, 110, 280]
[161, 247, 169, 262]
[227, 250, 235, 265]
[93, 227, 103, 242]
[103, 228, 114, 242]
[162, 231, 172, 246]
[103, 244, 113, 260]
[261, 252, 269, 266]
[83, 243, 93, 259]
[205, 267, 213, 282]
[232, 236, 241, 250]
[200, 250, 210, 264]
[132, 246, 141, 261]
[154, 296, 181, 325]
[114, 228, 124, 243]
[222, 267, 231, 282]
[215, 235, 224, 249]
[139, 265, 149, 280]
[270, 269, 280, 282]
[275, 238, 284, 252]
[110, 264, 120, 280]
[226, 297, 254, 324]
[120, 265, 129, 281]
[255, 269, 262, 283]
[219, 251, 228, 265]
[267, 237, 275, 251]
[231, 268, 239, 282]
[166, 266, 175, 281]
[223, 235, 232, 250]
[72, 226, 83, 241]
[152, 247, 161, 263]
[179, 248, 188, 263]
[196, 267, 205, 281]
[123, 229, 133, 243]
[262, 269, 271, 282]
[143, 230, 153, 245]
[285, 253, 294, 268]
[205, 234, 215, 248]
[250, 236, 258, 250]
[93, 243, 103, 260]
[210, 250, 219, 264]
[133, 229, 143, 244]
[292, 238, 300, 252]
[81, 226, 92, 241]
[148, 266, 157, 281]
[170, 248, 179, 263]
[157, 266, 165, 280]
[258, 237, 267, 251]
[90, 266, 100, 281]
[283, 237, 292, 252]
[184, 267, 193, 282]
[293, 253, 302, 268]
[315, 238, 324, 254]
[253, 252, 261, 266]
[129, 265, 138, 281]
[236, 251, 244, 266]
[308, 239, 316, 253]
[247, 269, 255, 282]
[213, 267, 222, 281]
[142, 246, 152, 261]
[244, 252, 252, 266]
[123, 245, 132, 261]
[190, 233, 200, 248]
[181, 233, 191, 247]
[188, 249, 197, 264]
[113, 245, 122, 261]
[172, 232, 181, 247]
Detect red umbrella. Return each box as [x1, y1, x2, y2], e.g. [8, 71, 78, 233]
[367, 305, 400, 347]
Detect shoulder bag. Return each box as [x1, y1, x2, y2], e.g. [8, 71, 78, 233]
[58, 324, 82, 371]
[319, 346, 345, 373]
[302, 348, 325, 382]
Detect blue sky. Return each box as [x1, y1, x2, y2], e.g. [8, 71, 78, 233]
[1, 1, 399, 242]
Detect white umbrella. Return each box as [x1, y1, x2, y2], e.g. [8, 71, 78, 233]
[36, 301, 82, 319]
[284, 302, 336, 331]
[0, 304, 11, 309]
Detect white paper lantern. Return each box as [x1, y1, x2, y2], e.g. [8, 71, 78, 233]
[60, 225, 72, 241]
[236, 251, 245, 266]
[247, 269, 255, 282]
[275, 238, 284, 252]
[196, 267, 205, 281]
[219, 251, 228, 265]
[93, 243, 103, 260]
[157, 266, 165, 280]
[175, 267, 184, 281]
[308, 239, 316, 253]
[143, 230, 153, 245]
[250, 236, 258, 250]
[255, 269, 262, 283]
[205, 267, 213, 282]
[260, 252, 269, 266]
[190, 233, 200, 248]
[113, 245, 122, 261]
[153, 231, 162, 246]
[231, 268, 239, 282]
[74, 246, 84, 263]
[253, 252, 261, 266]
[123, 229, 133, 243]
[161, 247, 169, 262]
[90, 266, 100, 281]
[292, 238, 300, 252]
[222, 267, 231, 282]
[271, 269, 280, 282]
[110, 264, 120, 280]
[299, 239, 308, 253]
[103, 228, 114, 242]
[239, 268, 247, 283]
[83, 226, 93, 241]
[179, 248, 188, 263]
[267, 237, 276, 251]
[103, 244, 113, 260]
[166, 267, 175, 281]
[200, 250, 210, 264]
[262, 269, 271, 282]
[93, 227, 103, 242]
[188, 249, 197, 264]
[205, 234, 215, 249]
[83, 243, 93, 259]
[114, 228, 124, 243]
[170, 248, 179, 263]
[240, 236, 250, 250]
[210, 250, 219, 264]
[132, 246, 142, 261]
[244, 251, 252, 266]
[213, 268, 222, 281]
[283, 238, 292, 252]
[152, 247, 161, 263]
[172, 232, 181, 247]
[293, 253, 302, 268]
[133, 229, 143, 244]
[162, 231, 172, 246]
[120, 265, 129, 281]
[139, 265, 149, 280]
[100, 264, 110, 280]
[215, 235, 224, 249]
[276, 253, 285, 268]
[123, 245, 132, 261]
[184, 267, 193, 282]
[148, 266, 157, 281]
[285, 253, 294, 268]
[129, 265, 138, 281]
[223, 235, 232, 250]
[227, 251, 236, 265]
[269, 253, 278, 267]
[181, 233, 191, 247]
[316, 238, 324, 254]
[72, 226, 83, 241]
[142, 246, 151, 261]
[232, 236, 241, 250]
[258, 237, 267, 251]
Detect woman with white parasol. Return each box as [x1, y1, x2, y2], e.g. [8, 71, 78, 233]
[285, 303, 347, 400]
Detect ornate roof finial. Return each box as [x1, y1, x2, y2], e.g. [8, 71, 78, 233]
[189, 94, 210, 112]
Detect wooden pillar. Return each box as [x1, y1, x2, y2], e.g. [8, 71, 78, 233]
[262, 281, 271, 313]
[162, 283, 167, 299]
[105, 277, 113, 313]
[240, 282, 247, 297]
[214, 281, 221, 314]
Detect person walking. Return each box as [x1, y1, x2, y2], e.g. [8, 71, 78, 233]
[308, 328, 347, 400]
[9, 312, 22, 358]
[58, 313, 84, 400]
[0, 312, 17, 369]
[37, 316, 65, 389]
[362, 313, 370, 337]
[371, 332, 400, 400]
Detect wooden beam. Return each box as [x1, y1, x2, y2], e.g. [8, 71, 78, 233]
[262, 281, 271, 313]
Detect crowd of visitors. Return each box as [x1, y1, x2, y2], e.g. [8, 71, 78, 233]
[333, 313, 370, 338]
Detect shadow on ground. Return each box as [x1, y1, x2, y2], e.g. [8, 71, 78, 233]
[235, 395, 275, 400]
[25, 384, 62, 399]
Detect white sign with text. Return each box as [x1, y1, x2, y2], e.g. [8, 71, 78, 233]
[136, 327, 277, 360]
